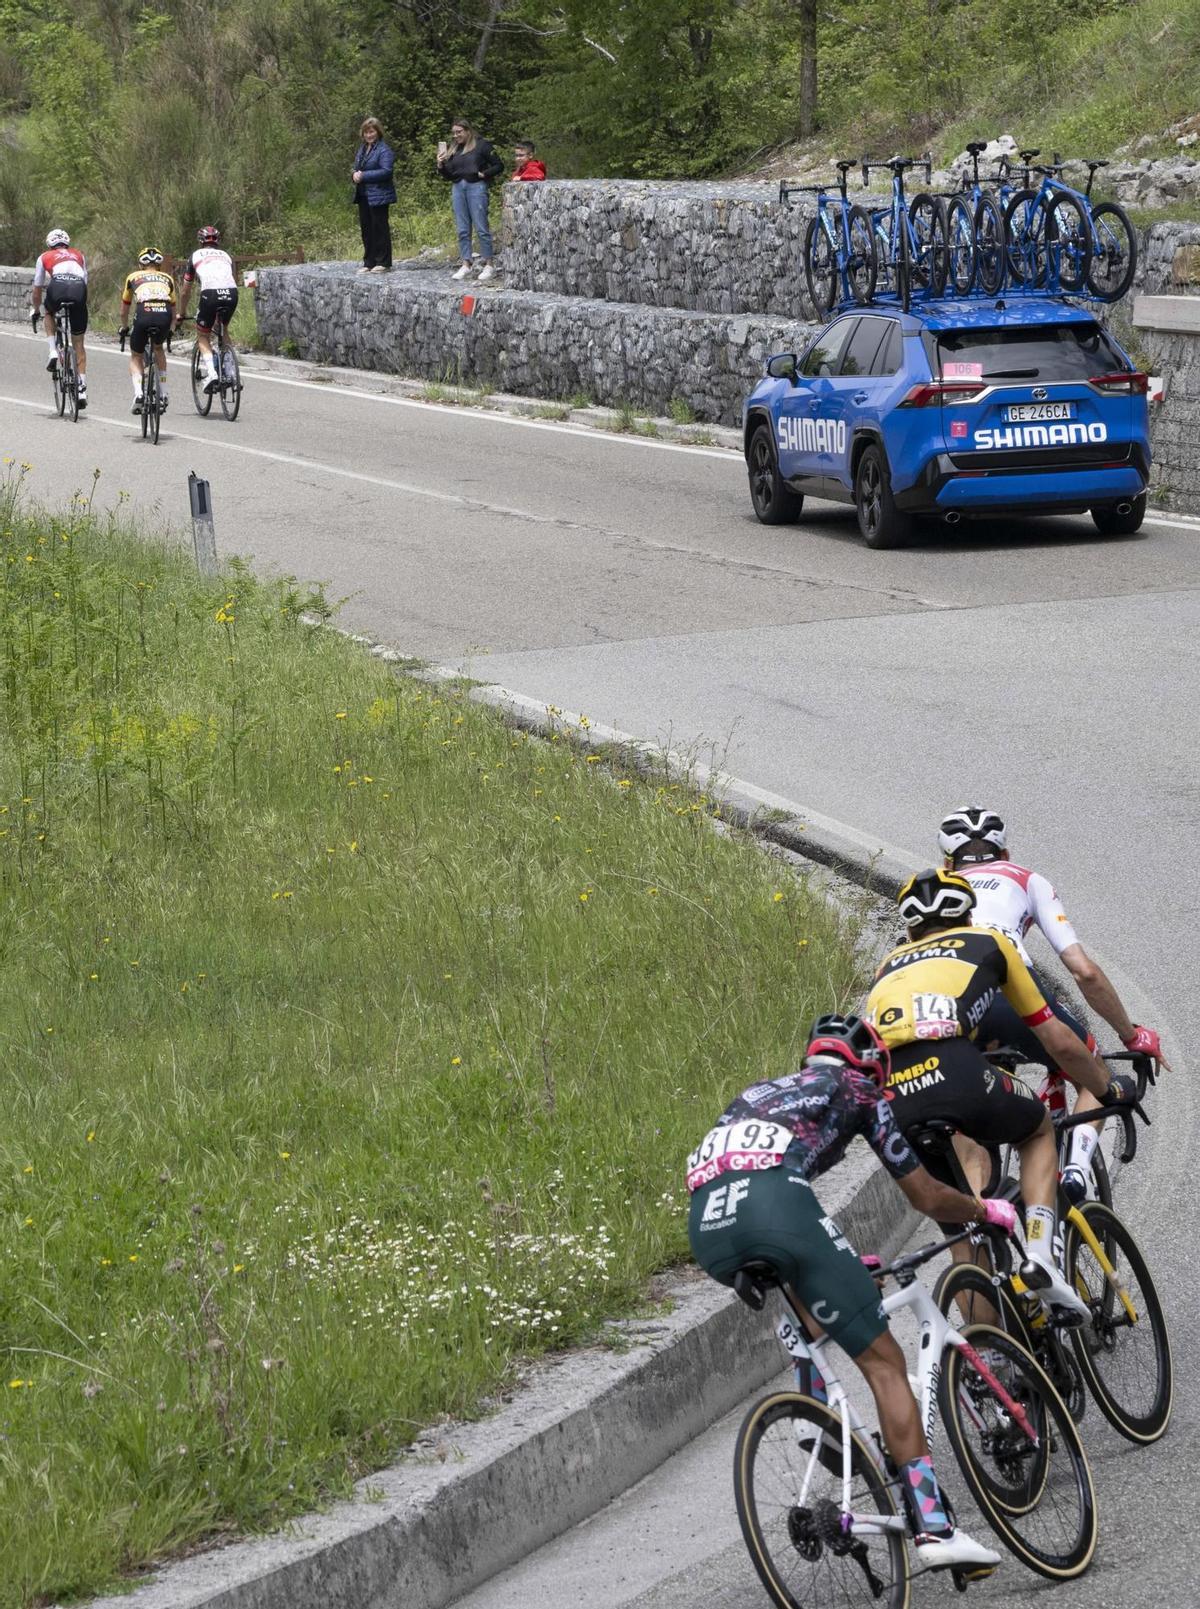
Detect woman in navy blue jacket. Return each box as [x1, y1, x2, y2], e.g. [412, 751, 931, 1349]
[352, 117, 397, 273]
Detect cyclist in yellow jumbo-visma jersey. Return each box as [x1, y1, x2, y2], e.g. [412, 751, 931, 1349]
[865, 868, 1134, 1320]
[119, 247, 175, 415]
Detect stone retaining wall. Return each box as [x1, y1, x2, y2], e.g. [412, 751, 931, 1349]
[0, 265, 31, 322]
[502, 180, 817, 319]
[254, 263, 814, 428]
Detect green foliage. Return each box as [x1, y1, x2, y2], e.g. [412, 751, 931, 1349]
[0, 471, 860, 1603]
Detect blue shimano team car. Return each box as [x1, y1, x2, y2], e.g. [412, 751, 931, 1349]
[743, 298, 1151, 548]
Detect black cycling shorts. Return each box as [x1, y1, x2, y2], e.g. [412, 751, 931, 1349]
[886, 1037, 1045, 1188]
[45, 280, 88, 335]
[196, 287, 238, 332]
[130, 306, 172, 355]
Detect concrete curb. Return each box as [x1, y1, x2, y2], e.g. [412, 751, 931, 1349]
[82, 649, 923, 1609]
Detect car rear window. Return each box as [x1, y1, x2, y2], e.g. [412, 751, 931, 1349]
[933, 323, 1128, 382]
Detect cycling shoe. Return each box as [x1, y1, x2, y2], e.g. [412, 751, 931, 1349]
[1060, 1165, 1089, 1205]
[1021, 1254, 1090, 1324]
[914, 1527, 1000, 1572]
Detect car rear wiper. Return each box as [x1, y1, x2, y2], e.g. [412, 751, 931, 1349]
[981, 368, 1040, 379]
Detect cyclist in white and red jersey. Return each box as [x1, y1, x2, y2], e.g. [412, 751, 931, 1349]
[939, 805, 1167, 1198]
[175, 226, 238, 394]
[30, 229, 89, 408]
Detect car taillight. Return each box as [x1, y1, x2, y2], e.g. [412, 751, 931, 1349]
[899, 380, 985, 407]
[1089, 371, 1149, 395]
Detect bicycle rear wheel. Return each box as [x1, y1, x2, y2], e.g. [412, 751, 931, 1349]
[219, 339, 241, 421]
[908, 194, 948, 297]
[191, 343, 213, 416]
[62, 345, 78, 423]
[1086, 200, 1138, 301]
[939, 1325, 1097, 1580]
[945, 196, 976, 295]
[1045, 192, 1091, 293]
[975, 193, 1006, 294]
[1065, 1200, 1172, 1442]
[53, 342, 66, 416]
[1004, 188, 1050, 286]
[803, 215, 838, 319]
[845, 206, 878, 306]
[733, 1391, 910, 1609]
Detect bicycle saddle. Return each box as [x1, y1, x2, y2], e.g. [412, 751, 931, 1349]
[835, 158, 857, 172]
[906, 1119, 958, 1155]
[1018, 148, 1041, 162]
[733, 1260, 780, 1312]
[966, 141, 988, 155]
[1083, 158, 1110, 170]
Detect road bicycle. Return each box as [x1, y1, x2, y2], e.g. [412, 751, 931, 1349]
[179, 312, 243, 421]
[119, 325, 171, 445]
[920, 1057, 1172, 1446]
[1071, 158, 1139, 302]
[941, 141, 1008, 297]
[1003, 154, 1095, 295]
[36, 302, 81, 423]
[781, 164, 877, 319]
[861, 157, 948, 314]
[730, 1229, 1096, 1607]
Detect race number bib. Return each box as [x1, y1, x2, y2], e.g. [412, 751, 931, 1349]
[912, 992, 960, 1040]
[686, 1120, 790, 1192]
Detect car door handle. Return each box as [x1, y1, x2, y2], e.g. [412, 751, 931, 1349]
[852, 391, 869, 404]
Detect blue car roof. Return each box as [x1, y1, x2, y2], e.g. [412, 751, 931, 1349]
[895, 297, 1101, 333]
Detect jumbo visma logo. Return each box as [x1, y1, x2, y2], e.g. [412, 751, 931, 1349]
[777, 415, 848, 455]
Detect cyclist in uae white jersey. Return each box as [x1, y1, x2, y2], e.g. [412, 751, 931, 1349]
[175, 226, 239, 394]
[939, 806, 1167, 1199]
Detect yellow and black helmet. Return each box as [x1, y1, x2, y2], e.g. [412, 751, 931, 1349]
[137, 246, 164, 266]
[897, 867, 975, 934]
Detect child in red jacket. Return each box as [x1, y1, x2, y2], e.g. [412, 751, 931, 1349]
[512, 141, 547, 181]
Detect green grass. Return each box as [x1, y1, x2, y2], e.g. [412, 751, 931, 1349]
[0, 470, 862, 1606]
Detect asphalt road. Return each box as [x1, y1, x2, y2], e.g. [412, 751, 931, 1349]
[2, 325, 1196, 1605]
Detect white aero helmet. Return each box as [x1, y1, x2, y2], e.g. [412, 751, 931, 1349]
[897, 867, 977, 934]
[938, 806, 1007, 862]
[45, 229, 70, 248]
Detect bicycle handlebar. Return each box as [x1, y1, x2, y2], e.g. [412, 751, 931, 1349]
[875, 1222, 1011, 1284]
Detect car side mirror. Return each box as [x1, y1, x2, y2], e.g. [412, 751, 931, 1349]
[766, 353, 798, 382]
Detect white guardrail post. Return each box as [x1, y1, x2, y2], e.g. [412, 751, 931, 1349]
[187, 472, 217, 576]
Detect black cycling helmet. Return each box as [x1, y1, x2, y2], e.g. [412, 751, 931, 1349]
[897, 867, 976, 935]
[806, 1013, 890, 1088]
[939, 806, 1006, 866]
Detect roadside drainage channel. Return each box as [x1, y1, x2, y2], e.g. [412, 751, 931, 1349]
[84, 651, 927, 1609]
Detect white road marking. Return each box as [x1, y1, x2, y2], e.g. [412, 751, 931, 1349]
[4, 327, 1198, 528]
[0, 328, 735, 459]
[0, 391, 630, 530]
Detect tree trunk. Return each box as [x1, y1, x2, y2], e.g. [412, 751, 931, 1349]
[797, 0, 817, 136]
[473, 0, 504, 75]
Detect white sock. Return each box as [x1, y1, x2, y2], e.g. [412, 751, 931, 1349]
[206, 356, 218, 377]
[132, 377, 142, 398]
[48, 339, 57, 360]
[1066, 1125, 1098, 1174]
[159, 379, 168, 397]
[78, 374, 86, 389]
[1025, 1204, 1057, 1262]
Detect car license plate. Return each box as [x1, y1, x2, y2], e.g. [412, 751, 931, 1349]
[1004, 402, 1073, 423]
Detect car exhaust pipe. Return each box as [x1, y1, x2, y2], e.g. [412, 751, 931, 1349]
[943, 511, 961, 526]
[1115, 501, 1133, 516]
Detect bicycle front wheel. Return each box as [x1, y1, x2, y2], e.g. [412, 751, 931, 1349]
[940, 1325, 1096, 1580]
[1065, 1199, 1172, 1442]
[734, 1391, 910, 1609]
[53, 347, 66, 416]
[803, 215, 837, 320]
[219, 341, 241, 421]
[1086, 200, 1138, 302]
[62, 345, 78, 422]
[1004, 188, 1049, 286]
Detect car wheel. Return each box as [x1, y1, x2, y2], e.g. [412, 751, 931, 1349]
[854, 443, 912, 549]
[1090, 493, 1146, 536]
[747, 424, 803, 525]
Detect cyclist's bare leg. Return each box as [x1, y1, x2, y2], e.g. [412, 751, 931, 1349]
[72, 333, 87, 377]
[855, 1328, 928, 1465]
[1015, 1110, 1057, 1210]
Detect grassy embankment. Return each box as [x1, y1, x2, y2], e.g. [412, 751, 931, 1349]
[0, 466, 864, 1607]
